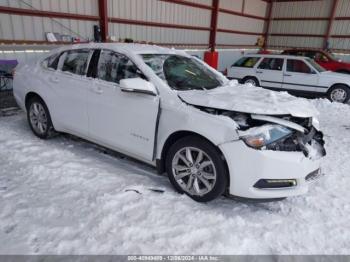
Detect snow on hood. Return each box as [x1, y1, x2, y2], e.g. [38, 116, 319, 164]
[178, 81, 319, 118]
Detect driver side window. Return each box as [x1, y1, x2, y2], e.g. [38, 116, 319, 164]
[97, 50, 145, 84]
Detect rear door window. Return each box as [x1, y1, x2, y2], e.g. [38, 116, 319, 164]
[233, 57, 260, 68]
[42, 53, 62, 70]
[61, 49, 90, 76]
[257, 58, 284, 71]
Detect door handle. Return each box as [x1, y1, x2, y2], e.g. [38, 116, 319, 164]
[256, 71, 263, 74]
[50, 77, 59, 83]
[89, 86, 103, 94]
[284, 74, 292, 77]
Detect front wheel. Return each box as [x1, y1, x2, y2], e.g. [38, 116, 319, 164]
[242, 77, 259, 86]
[27, 97, 55, 139]
[328, 85, 350, 103]
[165, 136, 228, 202]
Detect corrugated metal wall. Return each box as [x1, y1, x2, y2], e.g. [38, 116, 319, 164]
[0, 0, 267, 47]
[107, 0, 211, 45]
[0, 0, 99, 41]
[330, 0, 350, 50]
[267, 0, 350, 51]
[217, 0, 267, 47]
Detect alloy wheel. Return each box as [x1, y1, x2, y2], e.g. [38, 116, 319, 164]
[330, 88, 347, 103]
[171, 147, 217, 196]
[29, 102, 48, 135]
[245, 79, 257, 86]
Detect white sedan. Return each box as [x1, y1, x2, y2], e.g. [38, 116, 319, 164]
[14, 43, 325, 202]
[227, 54, 350, 103]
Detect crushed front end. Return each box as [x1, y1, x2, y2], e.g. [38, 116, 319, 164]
[217, 111, 326, 199]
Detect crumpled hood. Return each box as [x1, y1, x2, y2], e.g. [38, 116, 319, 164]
[178, 81, 319, 118]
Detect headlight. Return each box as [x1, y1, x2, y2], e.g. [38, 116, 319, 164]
[240, 124, 293, 149]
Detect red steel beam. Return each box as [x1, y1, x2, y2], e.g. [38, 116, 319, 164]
[217, 28, 261, 36]
[219, 8, 266, 21]
[272, 16, 350, 21]
[159, 0, 212, 10]
[209, 0, 220, 51]
[272, 16, 328, 21]
[335, 16, 350, 20]
[98, 0, 108, 42]
[109, 17, 210, 31]
[0, 5, 99, 21]
[324, 0, 339, 48]
[264, 0, 273, 48]
[269, 33, 324, 37]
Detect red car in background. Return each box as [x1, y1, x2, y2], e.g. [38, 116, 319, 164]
[282, 49, 350, 74]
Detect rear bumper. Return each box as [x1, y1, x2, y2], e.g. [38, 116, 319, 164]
[220, 140, 322, 199]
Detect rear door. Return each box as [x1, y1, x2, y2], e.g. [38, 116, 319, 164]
[50, 49, 92, 136]
[282, 59, 319, 92]
[87, 49, 160, 161]
[255, 57, 284, 89]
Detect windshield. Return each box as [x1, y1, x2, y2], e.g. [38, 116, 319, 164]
[141, 54, 223, 91]
[307, 58, 326, 72]
[326, 52, 337, 61]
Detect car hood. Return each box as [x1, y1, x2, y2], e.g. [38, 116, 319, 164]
[178, 81, 318, 118]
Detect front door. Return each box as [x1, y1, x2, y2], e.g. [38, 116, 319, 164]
[87, 49, 160, 161]
[255, 57, 284, 89]
[282, 59, 319, 92]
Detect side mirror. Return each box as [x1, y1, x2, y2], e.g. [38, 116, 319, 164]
[120, 78, 157, 96]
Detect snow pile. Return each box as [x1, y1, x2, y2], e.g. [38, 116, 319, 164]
[0, 98, 350, 254]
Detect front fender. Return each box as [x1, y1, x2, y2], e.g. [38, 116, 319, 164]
[156, 103, 239, 159]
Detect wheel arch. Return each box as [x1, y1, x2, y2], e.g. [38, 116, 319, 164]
[328, 83, 350, 93]
[25, 92, 44, 110]
[156, 130, 230, 192]
[242, 75, 260, 86]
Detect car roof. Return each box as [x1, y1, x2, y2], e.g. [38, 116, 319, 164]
[50, 42, 188, 56]
[283, 48, 326, 53]
[243, 54, 309, 59]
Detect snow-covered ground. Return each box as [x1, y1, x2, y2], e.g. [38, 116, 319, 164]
[0, 99, 349, 255]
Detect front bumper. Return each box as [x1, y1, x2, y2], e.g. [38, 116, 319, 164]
[219, 140, 323, 199]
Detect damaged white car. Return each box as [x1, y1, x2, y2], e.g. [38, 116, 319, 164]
[13, 43, 326, 202]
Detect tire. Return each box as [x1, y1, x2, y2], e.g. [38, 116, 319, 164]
[327, 84, 350, 103]
[242, 76, 259, 86]
[165, 136, 228, 202]
[27, 96, 55, 139]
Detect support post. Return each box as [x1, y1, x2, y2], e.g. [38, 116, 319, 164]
[324, 0, 338, 50]
[209, 0, 219, 52]
[99, 0, 108, 42]
[205, 0, 219, 69]
[263, 0, 273, 49]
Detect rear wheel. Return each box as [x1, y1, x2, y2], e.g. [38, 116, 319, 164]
[328, 85, 350, 103]
[27, 97, 55, 139]
[242, 77, 259, 86]
[165, 136, 228, 202]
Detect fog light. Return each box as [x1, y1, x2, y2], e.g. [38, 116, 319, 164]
[254, 179, 297, 189]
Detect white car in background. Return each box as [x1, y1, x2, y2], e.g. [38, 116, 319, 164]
[14, 44, 325, 202]
[227, 54, 350, 103]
